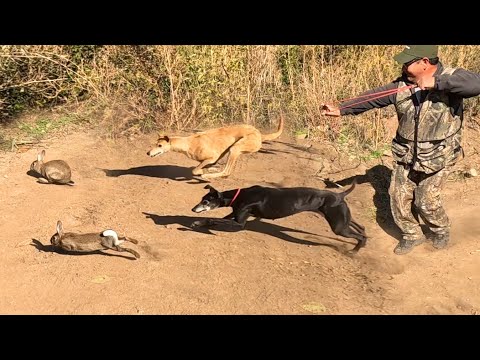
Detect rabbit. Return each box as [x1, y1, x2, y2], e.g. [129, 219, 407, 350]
[30, 150, 74, 185]
[50, 220, 140, 259]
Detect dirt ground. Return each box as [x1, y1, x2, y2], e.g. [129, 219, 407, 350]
[1, 123, 479, 315]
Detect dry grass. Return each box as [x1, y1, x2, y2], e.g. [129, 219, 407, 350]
[1, 45, 480, 156]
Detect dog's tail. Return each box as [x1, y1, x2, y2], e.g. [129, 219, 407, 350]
[341, 178, 357, 198]
[261, 113, 284, 142]
[332, 178, 357, 206]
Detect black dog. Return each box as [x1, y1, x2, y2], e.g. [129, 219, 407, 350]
[191, 181, 367, 252]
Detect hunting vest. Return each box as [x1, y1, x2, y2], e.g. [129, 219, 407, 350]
[395, 67, 460, 141]
[391, 67, 464, 173]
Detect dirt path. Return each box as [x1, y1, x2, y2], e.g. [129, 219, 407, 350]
[0, 128, 479, 314]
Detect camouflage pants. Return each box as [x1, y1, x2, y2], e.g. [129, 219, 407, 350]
[389, 163, 451, 241]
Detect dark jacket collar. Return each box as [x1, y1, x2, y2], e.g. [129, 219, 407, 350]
[433, 61, 444, 77]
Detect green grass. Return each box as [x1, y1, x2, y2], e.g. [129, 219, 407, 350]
[367, 206, 377, 221]
[0, 113, 88, 152]
[294, 128, 308, 135]
[360, 145, 390, 161]
[0, 133, 13, 151]
[337, 127, 390, 162]
[17, 115, 84, 140]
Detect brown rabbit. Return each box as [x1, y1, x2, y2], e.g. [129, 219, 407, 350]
[30, 150, 74, 185]
[50, 220, 140, 259]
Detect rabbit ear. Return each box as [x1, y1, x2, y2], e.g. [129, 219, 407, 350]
[38, 150, 45, 161]
[56, 220, 64, 236]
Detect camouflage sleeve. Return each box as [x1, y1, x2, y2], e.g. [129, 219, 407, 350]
[339, 81, 399, 116]
[435, 68, 480, 98]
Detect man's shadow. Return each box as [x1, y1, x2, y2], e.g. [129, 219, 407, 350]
[142, 212, 358, 253]
[323, 164, 403, 241]
[30, 239, 137, 260]
[100, 165, 208, 184]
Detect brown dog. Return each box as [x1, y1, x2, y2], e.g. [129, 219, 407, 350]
[147, 115, 284, 179]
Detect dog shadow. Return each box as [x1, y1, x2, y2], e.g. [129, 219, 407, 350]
[257, 148, 313, 162]
[30, 239, 137, 260]
[142, 212, 357, 253]
[258, 149, 279, 155]
[259, 141, 324, 161]
[275, 141, 321, 154]
[322, 164, 426, 242]
[100, 165, 208, 184]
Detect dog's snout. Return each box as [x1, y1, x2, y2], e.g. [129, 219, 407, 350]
[147, 147, 163, 157]
[192, 203, 208, 213]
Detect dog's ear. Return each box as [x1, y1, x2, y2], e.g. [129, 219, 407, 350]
[157, 134, 170, 142]
[204, 184, 217, 193]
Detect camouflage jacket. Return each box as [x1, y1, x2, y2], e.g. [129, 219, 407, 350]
[340, 62, 480, 173]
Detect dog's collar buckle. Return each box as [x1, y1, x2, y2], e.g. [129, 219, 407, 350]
[229, 188, 241, 206]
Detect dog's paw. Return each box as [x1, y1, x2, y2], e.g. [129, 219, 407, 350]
[191, 167, 205, 175]
[205, 166, 221, 173]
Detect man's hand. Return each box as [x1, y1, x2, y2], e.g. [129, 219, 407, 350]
[416, 74, 436, 90]
[321, 103, 341, 117]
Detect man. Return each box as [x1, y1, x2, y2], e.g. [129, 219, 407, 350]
[322, 45, 480, 255]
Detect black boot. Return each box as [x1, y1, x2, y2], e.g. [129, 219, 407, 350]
[394, 238, 425, 255]
[431, 233, 450, 249]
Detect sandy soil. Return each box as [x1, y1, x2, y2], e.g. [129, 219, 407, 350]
[0, 125, 479, 315]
